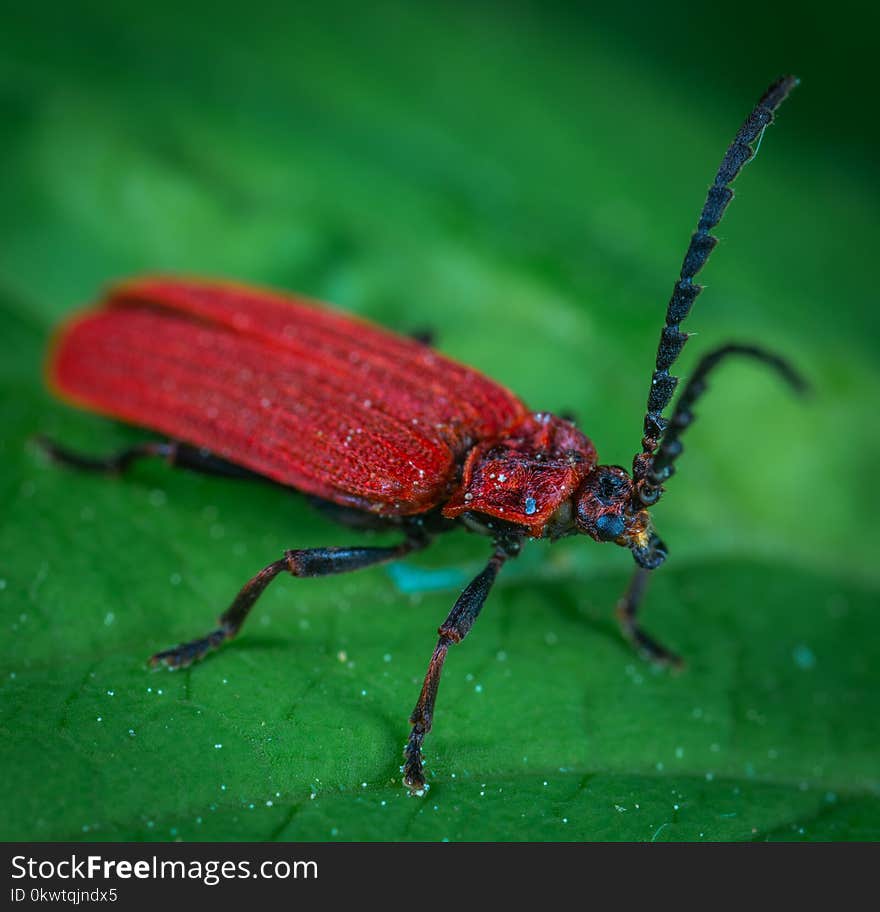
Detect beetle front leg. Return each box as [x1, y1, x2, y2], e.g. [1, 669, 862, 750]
[615, 566, 683, 668]
[403, 547, 511, 793]
[150, 535, 428, 668]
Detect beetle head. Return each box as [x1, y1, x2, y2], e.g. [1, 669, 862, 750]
[575, 465, 667, 570]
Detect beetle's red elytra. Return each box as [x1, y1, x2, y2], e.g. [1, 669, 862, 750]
[42, 76, 805, 794]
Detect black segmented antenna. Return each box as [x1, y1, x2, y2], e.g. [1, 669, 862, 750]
[632, 75, 799, 501]
[649, 343, 807, 485]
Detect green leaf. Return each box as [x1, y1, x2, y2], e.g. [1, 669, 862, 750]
[0, 0, 877, 841]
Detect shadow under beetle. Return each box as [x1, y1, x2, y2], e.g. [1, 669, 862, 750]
[42, 76, 805, 793]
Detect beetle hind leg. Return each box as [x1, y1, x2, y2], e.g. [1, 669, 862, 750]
[615, 567, 683, 668]
[38, 436, 172, 475]
[37, 436, 261, 480]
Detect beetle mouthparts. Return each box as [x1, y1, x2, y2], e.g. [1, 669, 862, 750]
[631, 531, 668, 570]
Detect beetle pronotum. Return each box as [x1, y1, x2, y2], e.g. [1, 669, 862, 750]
[42, 76, 803, 792]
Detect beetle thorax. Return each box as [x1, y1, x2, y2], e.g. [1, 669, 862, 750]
[442, 412, 668, 569]
[441, 412, 598, 537]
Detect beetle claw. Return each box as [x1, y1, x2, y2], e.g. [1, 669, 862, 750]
[148, 627, 228, 669]
[403, 768, 428, 796]
[402, 743, 428, 795]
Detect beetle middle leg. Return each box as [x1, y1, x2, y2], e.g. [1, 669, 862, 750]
[150, 531, 430, 668]
[615, 566, 682, 668]
[403, 544, 514, 793]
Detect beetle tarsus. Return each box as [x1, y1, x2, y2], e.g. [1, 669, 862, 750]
[625, 629, 685, 670]
[403, 728, 429, 794]
[149, 626, 231, 669]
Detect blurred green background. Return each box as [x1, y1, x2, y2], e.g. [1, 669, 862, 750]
[1, 0, 877, 841]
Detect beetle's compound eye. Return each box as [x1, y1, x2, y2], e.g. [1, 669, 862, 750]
[637, 480, 662, 506]
[575, 465, 634, 543]
[594, 512, 626, 541]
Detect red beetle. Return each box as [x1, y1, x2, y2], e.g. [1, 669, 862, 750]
[42, 76, 804, 793]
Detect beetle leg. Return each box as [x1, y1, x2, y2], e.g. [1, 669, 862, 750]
[149, 533, 429, 669]
[615, 566, 683, 668]
[37, 436, 260, 480]
[408, 328, 435, 346]
[403, 547, 510, 794]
